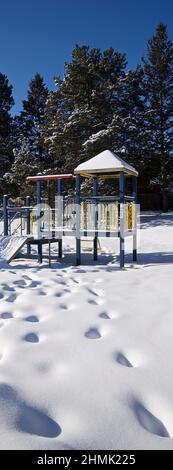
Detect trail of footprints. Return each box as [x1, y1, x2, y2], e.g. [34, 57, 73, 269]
[84, 286, 171, 439]
[0, 274, 171, 441]
[0, 275, 42, 345]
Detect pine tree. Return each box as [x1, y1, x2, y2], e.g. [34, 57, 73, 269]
[21, 73, 49, 164]
[81, 47, 128, 159]
[115, 67, 148, 174]
[142, 23, 173, 211]
[41, 87, 67, 174]
[7, 73, 49, 194]
[45, 45, 127, 174]
[0, 72, 14, 193]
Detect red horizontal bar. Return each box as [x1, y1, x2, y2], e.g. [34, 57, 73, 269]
[27, 174, 75, 182]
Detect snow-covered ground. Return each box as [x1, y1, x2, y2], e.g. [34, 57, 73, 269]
[0, 213, 173, 450]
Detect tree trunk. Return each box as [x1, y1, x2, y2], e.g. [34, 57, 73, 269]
[159, 90, 169, 212]
[162, 190, 168, 212]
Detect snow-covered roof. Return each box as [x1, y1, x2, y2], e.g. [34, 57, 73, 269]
[27, 174, 74, 182]
[74, 150, 138, 177]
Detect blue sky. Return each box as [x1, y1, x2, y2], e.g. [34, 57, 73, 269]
[0, 0, 173, 115]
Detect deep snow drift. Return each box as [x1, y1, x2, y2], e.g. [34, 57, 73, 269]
[0, 213, 173, 450]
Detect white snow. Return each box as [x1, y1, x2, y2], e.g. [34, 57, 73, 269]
[74, 149, 138, 176]
[83, 129, 111, 147]
[0, 213, 173, 450]
[0, 236, 28, 262]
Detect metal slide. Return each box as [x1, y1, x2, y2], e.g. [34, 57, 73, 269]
[0, 236, 28, 263]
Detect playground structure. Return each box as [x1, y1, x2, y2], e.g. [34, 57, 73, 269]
[0, 150, 138, 267]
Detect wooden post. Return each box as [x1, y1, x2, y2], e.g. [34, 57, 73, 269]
[93, 178, 98, 261]
[76, 175, 81, 265]
[26, 195, 31, 255]
[3, 194, 8, 236]
[120, 172, 125, 268]
[132, 176, 137, 262]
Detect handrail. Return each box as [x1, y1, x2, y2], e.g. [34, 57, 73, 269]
[124, 196, 134, 201]
[7, 206, 34, 211]
[80, 196, 119, 201]
[8, 210, 25, 236]
[8, 211, 21, 225]
[11, 222, 22, 236]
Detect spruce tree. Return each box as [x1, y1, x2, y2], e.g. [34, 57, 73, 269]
[83, 66, 146, 165]
[45, 45, 127, 173]
[7, 73, 49, 194]
[21, 72, 49, 164]
[116, 67, 148, 173]
[0, 72, 14, 193]
[143, 23, 173, 211]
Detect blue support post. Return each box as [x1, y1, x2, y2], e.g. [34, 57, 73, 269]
[3, 194, 8, 236]
[36, 180, 42, 263]
[26, 195, 31, 255]
[76, 175, 81, 265]
[119, 172, 125, 268]
[37, 180, 41, 206]
[57, 178, 62, 194]
[132, 176, 137, 262]
[38, 241, 42, 264]
[57, 179, 63, 258]
[114, 177, 116, 193]
[93, 178, 98, 261]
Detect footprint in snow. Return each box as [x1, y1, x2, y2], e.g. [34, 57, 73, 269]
[85, 328, 102, 339]
[132, 399, 169, 438]
[87, 288, 103, 297]
[1, 284, 15, 292]
[0, 312, 13, 319]
[0, 383, 61, 438]
[115, 352, 133, 368]
[6, 293, 17, 303]
[70, 277, 81, 285]
[18, 406, 61, 437]
[99, 312, 110, 320]
[59, 304, 68, 310]
[22, 275, 31, 281]
[39, 290, 47, 296]
[36, 362, 51, 373]
[88, 298, 103, 306]
[13, 280, 27, 288]
[25, 315, 39, 323]
[31, 280, 41, 288]
[73, 269, 86, 274]
[55, 292, 63, 298]
[24, 333, 39, 343]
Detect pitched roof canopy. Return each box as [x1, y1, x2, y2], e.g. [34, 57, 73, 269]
[74, 150, 138, 178]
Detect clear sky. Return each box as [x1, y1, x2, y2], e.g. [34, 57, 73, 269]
[0, 0, 173, 115]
